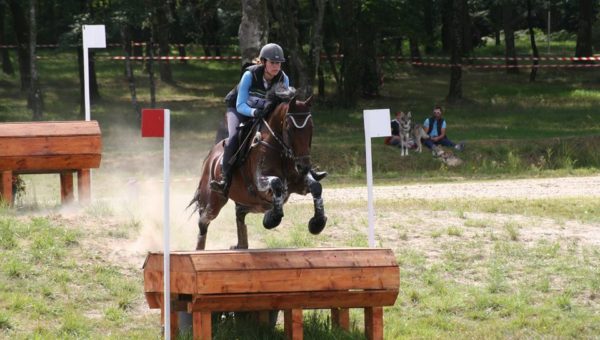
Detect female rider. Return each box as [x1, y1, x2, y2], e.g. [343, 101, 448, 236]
[211, 43, 326, 194]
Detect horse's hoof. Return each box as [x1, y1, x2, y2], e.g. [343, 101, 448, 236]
[308, 215, 327, 234]
[263, 210, 283, 229]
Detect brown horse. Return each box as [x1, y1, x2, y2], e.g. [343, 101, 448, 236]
[189, 89, 327, 250]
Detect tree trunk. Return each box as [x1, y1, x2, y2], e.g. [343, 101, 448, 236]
[409, 38, 422, 62]
[239, 0, 268, 67]
[502, 3, 519, 74]
[423, 0, 435, 53]
[575, 0, 593, 58]
[147, 39, 156, 108]
[155, 2, 173, 83]
[527, 0, 539, 82]
[7, 1, 30, 91]
[268, 0, 310, 97]
[0, 2, 14, 75]
[441, 0, 453, 52]
[339, 0, 361, 105]
[447, 0, 463, 103]
[307, 0, 325, 98]
[28, 0, 42, 120]
[461, 0, 472, 55]
[121, 24, 140, 121]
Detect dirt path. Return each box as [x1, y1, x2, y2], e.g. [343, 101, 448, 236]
[290, 174, 600, 203]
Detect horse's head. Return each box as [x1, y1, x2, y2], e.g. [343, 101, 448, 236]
[283, 96, 314, 175]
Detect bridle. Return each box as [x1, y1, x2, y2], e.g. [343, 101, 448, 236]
[258, 110, 312, 165]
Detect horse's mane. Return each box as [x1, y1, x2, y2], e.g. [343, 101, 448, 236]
[265, 83, 296, 114]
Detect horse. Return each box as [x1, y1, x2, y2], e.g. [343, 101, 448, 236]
[189, 87, 327, 250]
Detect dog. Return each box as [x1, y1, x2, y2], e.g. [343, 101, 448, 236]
[412, 124, 429, 153]
[432, 145, 463, 167]
[398, 111, 411, 156]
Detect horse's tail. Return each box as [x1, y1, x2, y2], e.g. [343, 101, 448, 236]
[186, 188, 201, 214]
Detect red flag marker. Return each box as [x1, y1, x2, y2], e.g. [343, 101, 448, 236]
[141, 109, 165, 137]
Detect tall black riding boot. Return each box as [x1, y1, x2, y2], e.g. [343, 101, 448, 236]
[210, 138, 238, 194]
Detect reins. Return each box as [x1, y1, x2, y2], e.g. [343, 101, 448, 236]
[258, 110, 311, 162]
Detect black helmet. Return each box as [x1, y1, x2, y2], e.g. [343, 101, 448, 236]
[259, 43, 285, 62]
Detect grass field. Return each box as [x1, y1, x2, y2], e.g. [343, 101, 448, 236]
[1, 36, 599, 339]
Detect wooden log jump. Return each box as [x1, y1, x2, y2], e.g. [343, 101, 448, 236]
[143, 248, 400, 340]
[0, 121, 102, 205]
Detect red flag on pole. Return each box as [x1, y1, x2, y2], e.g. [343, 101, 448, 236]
[141, 109, 165, 137]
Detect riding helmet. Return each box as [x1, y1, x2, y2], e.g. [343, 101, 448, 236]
[259, 43, 286, 62]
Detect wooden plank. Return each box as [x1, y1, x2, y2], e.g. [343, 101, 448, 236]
[364, 307, 383, 340]
[144, 270, 197, 294]
[145, 292, 161, 309]
[187, 248, 398, 271]
[0, 136, 101, 157]
[1, 171, 11, 204]
[0, 154, 101, 172]
[60, 172, 74, 204]
[77, 169, 91, 203]
[188, 290, 398, 312]
[331, 308, 350, 331]
[193, 311, 212, 340]
[0, 121, 101, 137]
[170, 311, 178, 339]
[284, 309, 303, 340]
[143, 253, 197, 272]
[195, 267, 399, 294]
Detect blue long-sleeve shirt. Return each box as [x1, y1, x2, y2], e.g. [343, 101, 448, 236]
[236, 71, 290, 117]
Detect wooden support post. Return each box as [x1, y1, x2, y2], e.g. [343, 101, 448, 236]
[77, 169, 91, 203]
[170, 310, 179, 339]
[364, 307, 383, 340]
[59, 171, 74, 204]
[1, 171, 12, 205]
[258, 311, 271, 326]
[193, 311, 212, 340]
[284, 309, 303, 340]
[331, 307, 350, 331]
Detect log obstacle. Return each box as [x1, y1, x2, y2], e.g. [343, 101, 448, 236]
[0, 121, 102, 205]
[143, 248, 400, 340]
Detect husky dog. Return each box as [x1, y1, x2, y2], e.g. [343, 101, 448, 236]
[412, 124, 429, 153]
[432, 145, 463, 167]
[398, 111, 412, 156]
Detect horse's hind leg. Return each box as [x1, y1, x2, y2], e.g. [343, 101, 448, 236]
[307, 173, 327, 234]
[196, 214, 211, 250]
[233, 204, 249, 249]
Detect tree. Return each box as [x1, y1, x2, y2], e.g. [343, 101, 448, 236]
[239, 0, 267, 67]
[527, 0, 539, 82]
[28, 0, 42, 120]
[0, 0, 14, 75]
[7, 0, 30, 91]
[502, 1, 519, 74]
[575, 0, 594, 58]
[447, 0, 464, 102]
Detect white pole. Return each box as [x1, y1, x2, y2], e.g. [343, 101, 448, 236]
[365, 135, 375, 248]
[163, 109, 171, 339]
[83, 42, 91, 121]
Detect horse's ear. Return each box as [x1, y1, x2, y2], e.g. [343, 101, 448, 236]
[305, 95, 314, 107]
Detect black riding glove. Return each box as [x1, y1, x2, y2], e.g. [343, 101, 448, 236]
[254, 109, 267, 119]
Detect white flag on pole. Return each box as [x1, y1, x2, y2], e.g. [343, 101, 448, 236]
[363, 109, 391, 247]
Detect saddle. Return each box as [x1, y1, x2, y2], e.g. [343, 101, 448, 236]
[228, 120, 258, 168]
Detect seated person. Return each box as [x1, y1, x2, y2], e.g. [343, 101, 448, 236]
[422, 105, 464, 151]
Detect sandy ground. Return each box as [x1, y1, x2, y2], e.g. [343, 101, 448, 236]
[290, 174, 600, 203]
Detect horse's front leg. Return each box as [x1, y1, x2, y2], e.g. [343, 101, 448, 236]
[306, 172, 327, 234]
[259, 176, 285, 230]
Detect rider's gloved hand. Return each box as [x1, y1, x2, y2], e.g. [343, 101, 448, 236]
[254, 108, 267, 119]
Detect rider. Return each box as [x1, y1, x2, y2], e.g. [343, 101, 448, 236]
[210, 43, 326, 194]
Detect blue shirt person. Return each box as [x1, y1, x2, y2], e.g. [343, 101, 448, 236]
[422, 105, 464, 151]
